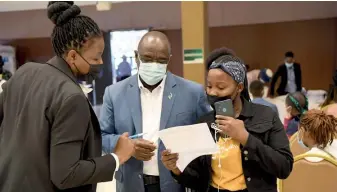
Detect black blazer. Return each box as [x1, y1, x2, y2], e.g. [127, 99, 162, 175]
[0, 57, 116, 192]
[270, 63, 302, 96]
[172, 99, 293, 192]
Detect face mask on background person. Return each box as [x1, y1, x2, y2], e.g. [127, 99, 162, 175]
[297, 131, 309, 149]
[285, 61, 294, 68]
[138, 60, 168, 85]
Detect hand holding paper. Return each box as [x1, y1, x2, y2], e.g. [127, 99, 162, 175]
[161, 150, 181, 175]
[159, 123, 218, 171]
[132, 138, 156, 161]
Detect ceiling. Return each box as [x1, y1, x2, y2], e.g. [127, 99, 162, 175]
[0, 1, 110, 12]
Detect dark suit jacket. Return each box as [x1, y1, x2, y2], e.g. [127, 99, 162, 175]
[0, 57, 116, 192]
[270, 63, 302, 96]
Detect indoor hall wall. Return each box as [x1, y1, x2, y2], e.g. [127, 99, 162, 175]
[169, 18, 337, 90]
[1, 1, 337, 39]
[2, 32, 185, 77]
[210, 18, 337, 90]
[4, 38, 54, 67]
[4, 18, 337, 90]
[262, 19, 337, 90]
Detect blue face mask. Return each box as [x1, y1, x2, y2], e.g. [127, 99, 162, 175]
[285, 62, 294, 68]
[138, 61, 167, 86]
[297, 132, 308, 149]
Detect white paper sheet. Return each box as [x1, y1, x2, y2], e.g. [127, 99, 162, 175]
[158, 123, 218, 171]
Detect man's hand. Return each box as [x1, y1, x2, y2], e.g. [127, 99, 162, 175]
[114, 132, 135, 165]
[161, 149, 181, 176]
[132, 138, 156, 161]
[216, 115, 249, 145]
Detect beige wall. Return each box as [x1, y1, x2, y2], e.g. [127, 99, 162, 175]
[1, 2, 337, 39]
[7, 18, 337, 90]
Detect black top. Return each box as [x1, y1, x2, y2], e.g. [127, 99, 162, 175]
[0, 57, 116, 192]
[270, 63, 302, 96]
[172, 99, 293, 192]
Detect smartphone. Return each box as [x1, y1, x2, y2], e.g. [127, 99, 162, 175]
[214, 99, 234, 117]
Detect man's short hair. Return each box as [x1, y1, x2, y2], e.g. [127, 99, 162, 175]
[249, 80, 264, 97]
[285, 51, 294, 58]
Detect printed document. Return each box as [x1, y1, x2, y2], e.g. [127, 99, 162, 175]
[158, 123, 218, 171]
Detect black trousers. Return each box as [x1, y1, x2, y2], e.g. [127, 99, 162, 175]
[144, 183, 160, 192]
[143, 175, 160, 192]
[209, 186, 248, 192]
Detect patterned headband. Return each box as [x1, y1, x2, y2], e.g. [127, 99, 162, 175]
[209, 59, 246, 84]
[289, 95, 308, 115]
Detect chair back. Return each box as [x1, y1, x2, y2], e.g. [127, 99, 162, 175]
[279, 153, 337, 192]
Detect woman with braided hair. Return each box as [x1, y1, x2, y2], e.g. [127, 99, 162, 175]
[0, 2, 134, 192]
[284, 91, 309, 137]
[298, 109, 337, 162]
[162, 47, 293, 192]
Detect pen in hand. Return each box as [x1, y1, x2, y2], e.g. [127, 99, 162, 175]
[129, 133, 147, 139]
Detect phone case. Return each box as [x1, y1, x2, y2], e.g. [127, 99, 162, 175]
[214, 99, 234, 117]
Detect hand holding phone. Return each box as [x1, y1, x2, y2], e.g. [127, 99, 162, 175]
[214, 99, 234, 117]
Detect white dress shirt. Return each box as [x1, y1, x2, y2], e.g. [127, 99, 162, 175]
[285, 64, 297, 93]
[110, 153, 120, 172]
[102, 147, 120, 172]
[138, 75, 166, 176]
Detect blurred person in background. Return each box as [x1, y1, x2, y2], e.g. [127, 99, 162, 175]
[0, 55, 6, 93]
[321, 69, 337, 110]
[117, 74, 131, 82]
[0, 55, 12, 81]
[270, 51, 302, 97]
[284, 91, 309, 138]
[0, 2, 134, 192]
[250, 80, 279, 115]
[117, 55, 132, 81]
[100, 31, 210, 192]
[162, 47, 293, 192]
[298, 109, 337, 161]
[247, 68, 273, 86]
[247, 68, 273, 98]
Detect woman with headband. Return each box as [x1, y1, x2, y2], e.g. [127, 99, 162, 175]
[161, 47, 293, 192]
[284, 91, 309, 137]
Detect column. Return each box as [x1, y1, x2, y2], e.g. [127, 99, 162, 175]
[181, 1, 209, 85]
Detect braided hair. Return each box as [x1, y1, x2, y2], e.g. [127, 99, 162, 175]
[206, 47, 250, 101]
[47, 1, 102, 56]
[300, 109, 337, 148]
[286, 91, 308, 117]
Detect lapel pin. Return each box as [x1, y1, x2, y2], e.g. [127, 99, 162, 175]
[168, 92, 173, 100]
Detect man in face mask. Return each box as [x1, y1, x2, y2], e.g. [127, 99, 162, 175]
[135, 32, 170, 91]
[99, 31, 211, 192]
[270, 51, 302, 97]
